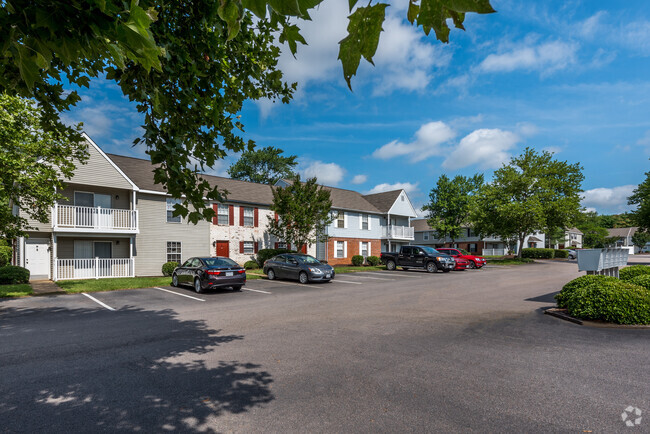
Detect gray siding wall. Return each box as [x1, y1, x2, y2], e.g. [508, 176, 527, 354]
[57, 237, 130, 259]
[327, 210, 382, 239]
[21, 210, 53, 233]
[71, 141, 134, 189]
[134, 193, 210, 276]
[59, 184, 132, 209]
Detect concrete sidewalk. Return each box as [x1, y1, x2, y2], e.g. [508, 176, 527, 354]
[30, 280, 64, 295]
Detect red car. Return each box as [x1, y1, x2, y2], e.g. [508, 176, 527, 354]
[437, 248, 487, 269]
[452, 256, 471, 271]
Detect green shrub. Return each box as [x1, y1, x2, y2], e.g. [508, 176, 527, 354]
[553, 249, 569, 258]
[630, 275, 650, 291]
[555, 275, 617, 308]
[619, 265, 650, 281]
[0, 266, 30, 284]
[564, 280, 650, 325]
[161, 261, 178, 276]
[366, 255, 380, 266]
[0, 239, 8, 247]
[521, 248, 555, 259]
[0, 246, 12, 267]
[257, 248, 293, 265]
[244, 260, 259, 270]
[351, 255, 364, 266]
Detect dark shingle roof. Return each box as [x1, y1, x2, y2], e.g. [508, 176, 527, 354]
[320, 186, 381, 213]
[362, 190, 402, 213]
[410, 219, 431, 232]
[607, 227, 638, 238]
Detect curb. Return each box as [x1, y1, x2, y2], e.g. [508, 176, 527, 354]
[544, 308, 650, 329]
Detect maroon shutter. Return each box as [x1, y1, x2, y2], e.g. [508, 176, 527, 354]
[254, 242, 259, 253]
[212, 204, 218, 225]
[239, 241, 244, 253]
[240, 207, 245, 226]
[229, 205, 234, 225]
[254, 208, 259, 227]
[274, 242, 279, 249]
[274, 212, 278, 222]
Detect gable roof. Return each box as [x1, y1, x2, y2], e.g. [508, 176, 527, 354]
[607, 227, 638, 238]
[410, 219, 431, 232]
[362, 190, 402, 213]
[567, 227, 583, 235]
[319, 186, 381, 214]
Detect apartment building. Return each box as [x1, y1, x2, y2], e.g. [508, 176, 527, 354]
[15, 135, 419, 280]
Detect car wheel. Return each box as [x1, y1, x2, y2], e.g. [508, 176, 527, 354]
[267, 269, 276, 280]
[386, 260, 396, 271]
[232, 285, 242, 291]
[172, 273, 179, 287]
[194, 278, 203, 294]
[469, 261, 476, 269]
[426, 262, 438, 273]
[299, 271, 309, 284]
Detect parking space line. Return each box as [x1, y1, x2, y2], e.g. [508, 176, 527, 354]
[372, 272, 422, 278]
[330, 279, 363, 285]
[154, 287, 205, 302]
[343, 275, 394, 281]
[256, 279, 306, 287]
[243, 288, 272, 294]
[82, 293, 116, 311]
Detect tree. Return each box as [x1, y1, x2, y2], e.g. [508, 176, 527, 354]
[629, 169, 650, 233]
[227, 146, 297, 185]
[471, 148, 584, 257]
[546, 226, 566, 248]
[631, 231, 650, 248]
[0, 93, 88, 239]
[267, 175, 334, 250]
[0, 1, 496, 223]
[576, 211, 609, 248]
[422, 173, 484, 243]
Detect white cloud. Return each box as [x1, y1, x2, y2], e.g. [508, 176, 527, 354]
[581, 185, 636, 214]
[578, 12, 650, 55]
[542, 146, 563, 154]
[372, 121, 456, 162]
[442, 129, 519, 170]
[300, 160, 345, 186]
[479, 40, 578, 74]
[638, 130, 650, 149]
[366, 182, 419, 195]
[351, 174, 367, 184]
[516, 122, 539, 137]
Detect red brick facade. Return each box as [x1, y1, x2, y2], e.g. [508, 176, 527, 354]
[327, 237, 381, 266]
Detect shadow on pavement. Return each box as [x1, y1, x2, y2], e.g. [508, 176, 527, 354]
[525, 291, 558, 304]
[0, 305, 273, 432]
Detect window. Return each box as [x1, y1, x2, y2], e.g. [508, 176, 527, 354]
[336, 241, 345, 258]
[243, 241, 254, 254]
[243, 207, 254, 227]
[423, 233, 429, 241]
[336, 211, 345, 228]
[167, 241, 182, 262]
[468, 243, 478, 253]
[277, 242, 287, 249]
[361, 214, 369, 230]
[217, 204, 229, 225]
[360, 242, 369, 257]
[166, 198, 181, 223]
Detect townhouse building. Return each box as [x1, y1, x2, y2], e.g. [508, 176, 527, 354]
[411, 219, 546, 255]
[14, 135, 418, 280]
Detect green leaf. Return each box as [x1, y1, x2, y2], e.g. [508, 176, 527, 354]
[242, 0, 268, 18]
[418, 0, 450, 41]
[15, 45, 39, 90]
[407, 0, 420, 24]
[447, 0, 496, 13]
[349, 0, 359, 11]
[338, 3, 388, 89]
[279, 24, 307, 56]
[218, 0, 244, 40]
[268, 0, 302, 16]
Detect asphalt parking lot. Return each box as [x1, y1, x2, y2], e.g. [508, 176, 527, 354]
[1, 261, 648, 432]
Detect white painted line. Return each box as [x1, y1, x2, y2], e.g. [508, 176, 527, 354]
[343, 275, 394, 281]
[154, 287, 205, 302]
[373, 272, 422, 278]
[82, 293, 116, 311]
[259, 279, 306, 287]
[243, 288, 272, 294]
[330, 279, 363, 285]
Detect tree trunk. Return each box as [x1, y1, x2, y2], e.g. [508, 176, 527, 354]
[518, 233, 526, 258]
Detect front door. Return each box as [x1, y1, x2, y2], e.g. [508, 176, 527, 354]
[216, 241, 229, 257]
[25, 239, 50, 280]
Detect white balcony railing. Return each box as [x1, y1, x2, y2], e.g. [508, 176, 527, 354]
[382, 225, 415, 240]
[482, 248, 507, 256]
[56, 258, 134, 280]
[53, 204, 138, 232]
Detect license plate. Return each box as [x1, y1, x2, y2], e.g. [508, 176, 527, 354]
[325, 274, 331, 278]
[226, 272, 233, 276]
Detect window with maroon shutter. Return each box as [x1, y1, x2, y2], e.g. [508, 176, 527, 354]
[239, 206, 244, 226]
[254, 208, 259, 227]
[274, 212, 278, 222]
[212, 204, 218, 225]
[242, 241, 254, 254]
[274, 242, 279, 249]
[229, 205, 234, 225]
[239, 241, 244, 253]
[254, 242, 259, 253]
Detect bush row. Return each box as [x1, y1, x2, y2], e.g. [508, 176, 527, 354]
[0, 266, 30, 285]
[619, 265, 650, 281]
[161, 261, 178, 276]
[521, 248, 571, 259]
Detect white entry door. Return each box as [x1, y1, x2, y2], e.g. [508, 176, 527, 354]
[25, 238, 50, 280]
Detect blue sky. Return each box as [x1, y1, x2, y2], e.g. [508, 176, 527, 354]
[63, 0, 650, 215]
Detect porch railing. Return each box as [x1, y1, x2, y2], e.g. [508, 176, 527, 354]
[482, 248, 507, 256]
[53, 204, 138, 232]
[56, 258, 134, 280]
[382, 225, 415, 240]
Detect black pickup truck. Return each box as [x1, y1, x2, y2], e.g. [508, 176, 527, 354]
[380, 245, 456, 273]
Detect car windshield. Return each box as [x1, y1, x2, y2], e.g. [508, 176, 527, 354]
[421, 247, 439, 255]
[459, 249, 470, 255]
[203, 257, 239, 267]
[295, 255, 321, 265]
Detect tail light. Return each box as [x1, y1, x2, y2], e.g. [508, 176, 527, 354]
[207, 270, 222, 276]
[237, 269, 245, 274]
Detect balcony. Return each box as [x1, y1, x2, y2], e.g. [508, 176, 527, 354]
[53, 204, 139, 233]
[55, 258, 134, 280]
[382, 225, 415, 240]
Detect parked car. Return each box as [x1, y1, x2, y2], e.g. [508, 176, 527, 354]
[263, 253, 335, 284]
[380, 245, 455, 273]
[452, 256, 471, 270]
[566, 249, 577, 259]
[437, 248, 487, 269]
[172, 257, 246, 293]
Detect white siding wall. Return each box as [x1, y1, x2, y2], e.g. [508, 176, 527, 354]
[327, 210, 382, 239]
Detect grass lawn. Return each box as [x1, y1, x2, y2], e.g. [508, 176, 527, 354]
[333, 265, 385, 273]
[486, 257, 534, 265]
[0, 284, 33, 298]
[57, 276, 173, 293]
